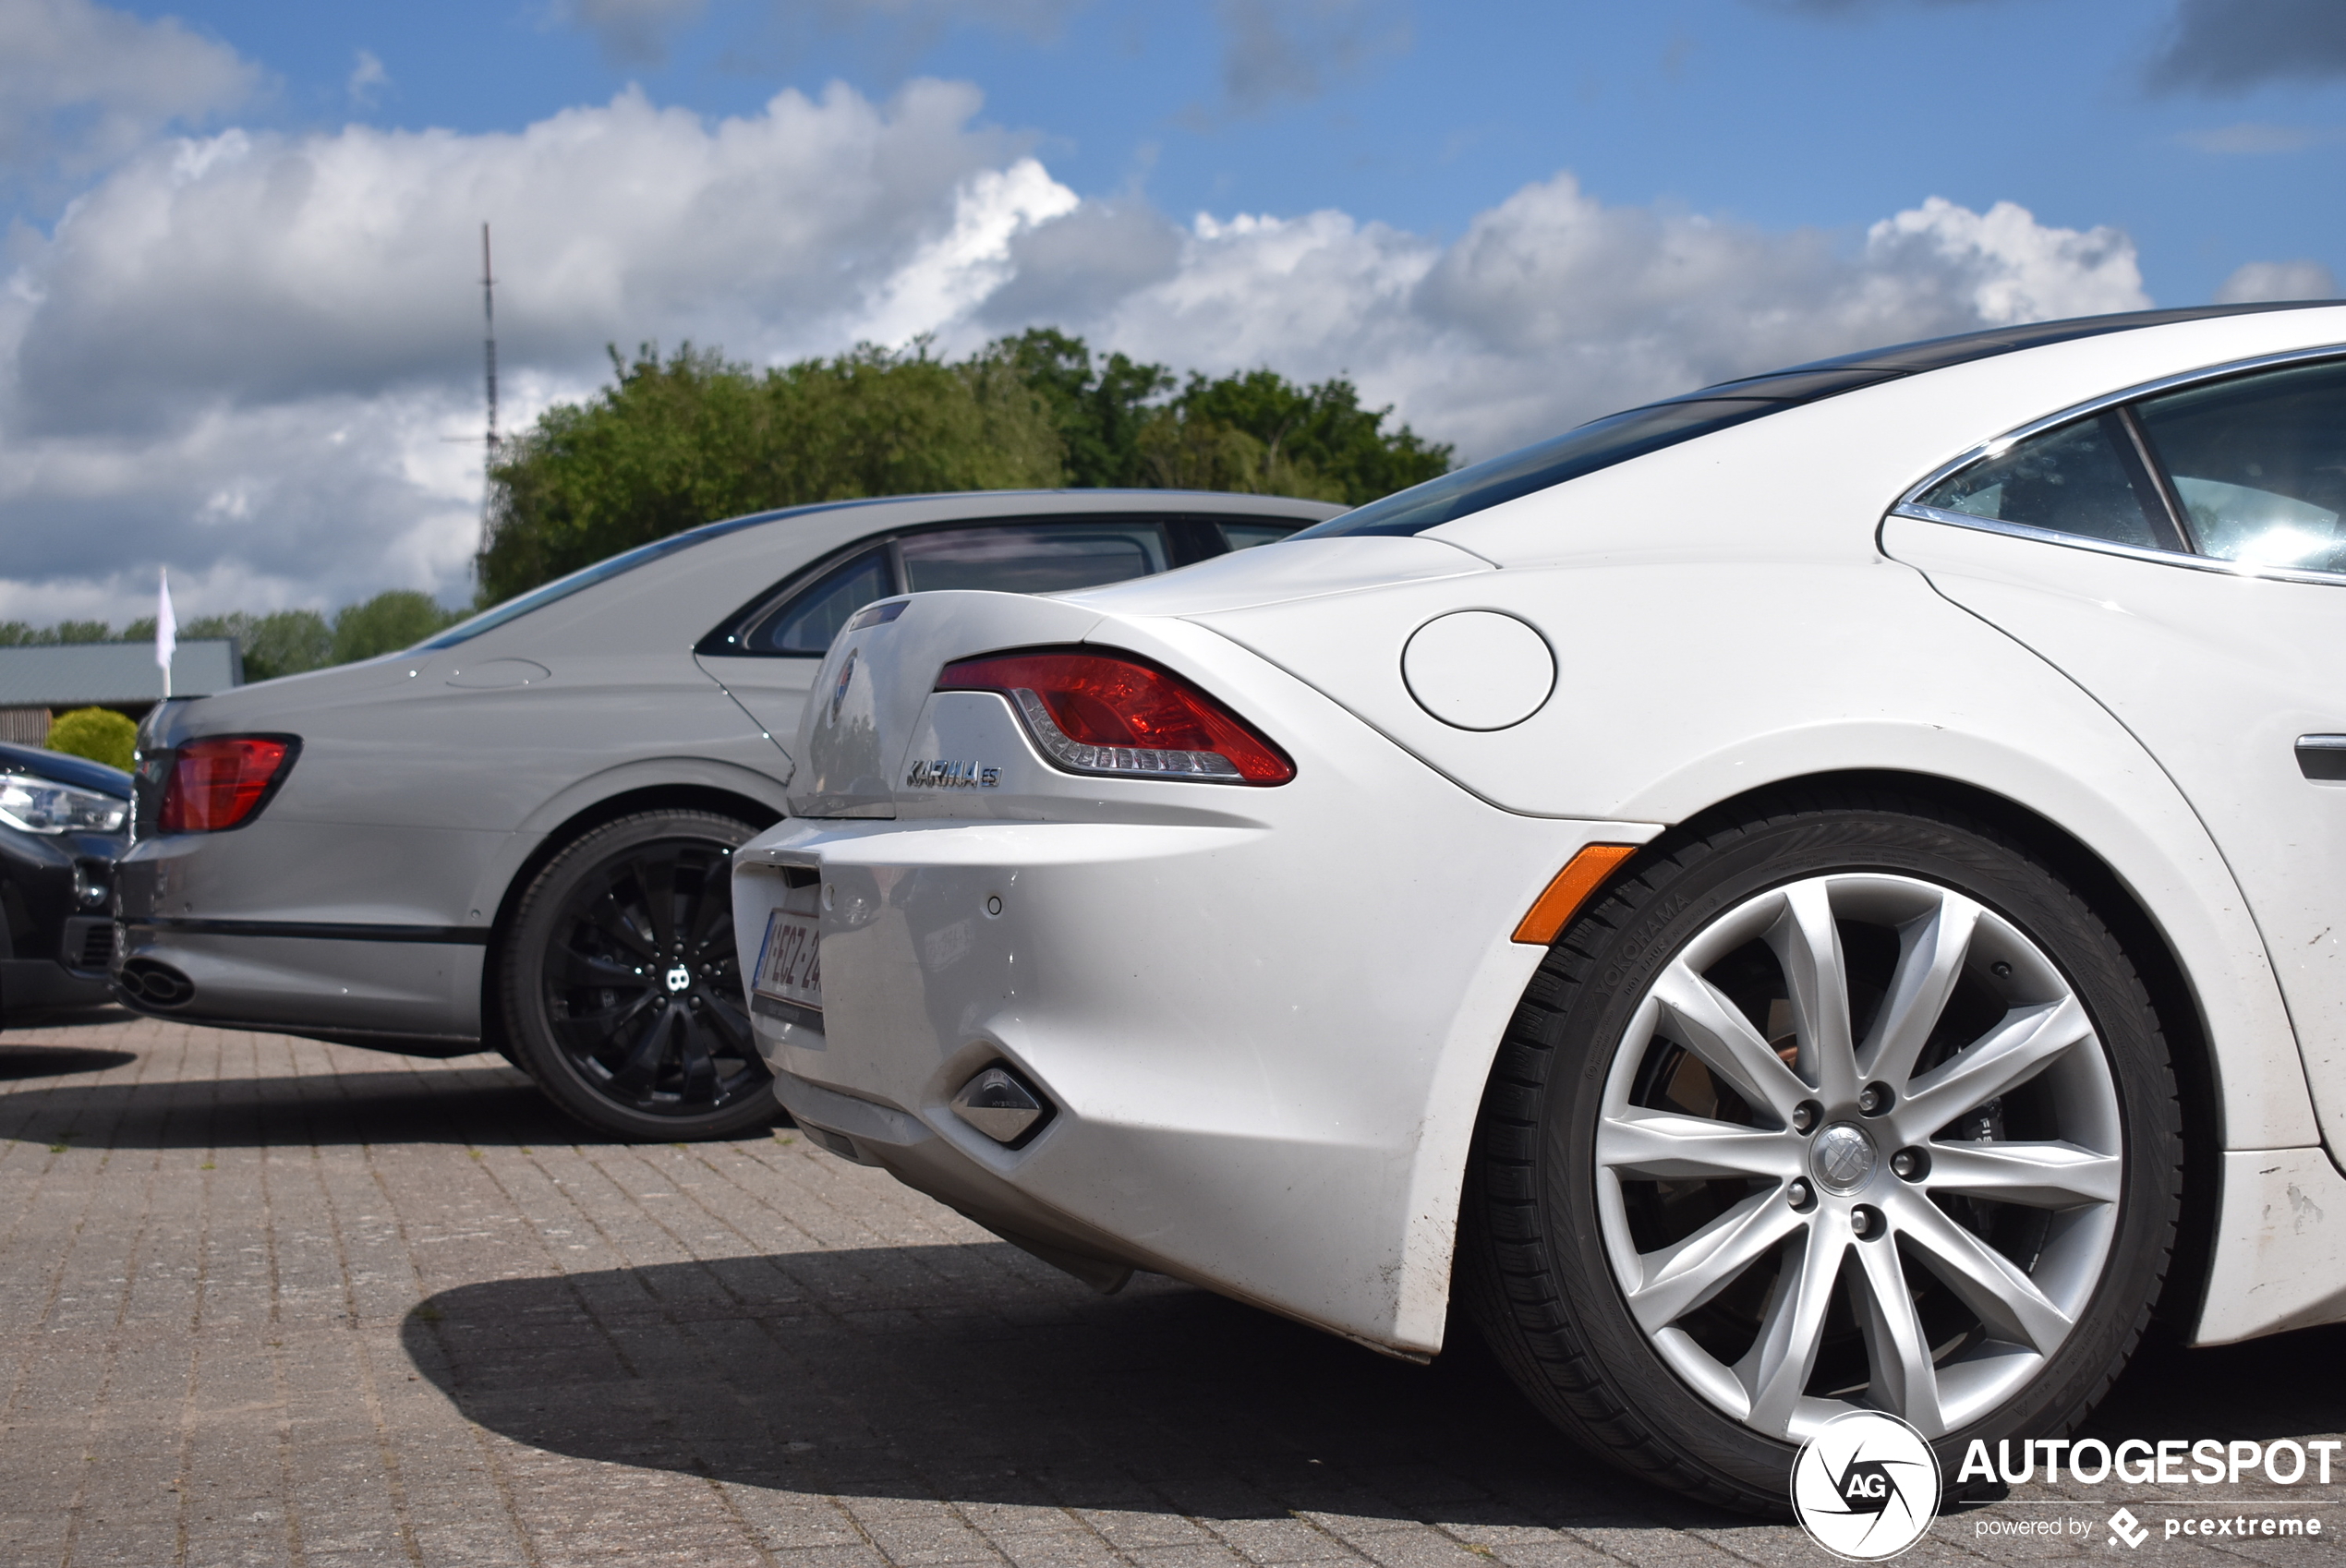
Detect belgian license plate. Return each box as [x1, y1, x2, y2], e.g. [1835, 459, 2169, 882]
[755, 907, 822, 1013]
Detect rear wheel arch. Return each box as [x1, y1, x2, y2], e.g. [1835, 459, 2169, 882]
[477, 783, 780, 1060]
[1457, 767, 2218, 1354]
[1456, 774, 2191, 1509]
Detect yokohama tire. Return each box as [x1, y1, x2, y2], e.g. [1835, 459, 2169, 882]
[502, 809, 780, 1141]
[1458, 788, 2183, 1514]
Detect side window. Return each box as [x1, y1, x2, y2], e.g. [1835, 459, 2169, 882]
[1915, 412, 2172, 552]
[2134, 359, 2346, 573]
[742, 547, 893, 654]
[899, 524, 1169, 594]
[1216, 521, 1298, 552]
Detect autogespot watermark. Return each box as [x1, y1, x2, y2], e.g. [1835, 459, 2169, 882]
[1792, 1422, 2339, 1561]
[1792, 1412, 1943, 1560]
[1955, 1437, 2335, 1551]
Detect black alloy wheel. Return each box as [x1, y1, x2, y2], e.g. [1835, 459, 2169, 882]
[503, 809, 781, 1140]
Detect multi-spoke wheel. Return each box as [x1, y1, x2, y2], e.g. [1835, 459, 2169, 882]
[502, 810, 781, 1140]
[1460, 793, 2181, 1514]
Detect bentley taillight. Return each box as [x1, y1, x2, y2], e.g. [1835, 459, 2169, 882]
[937, 648, 1294, 785]
[159, 736, 299, 832]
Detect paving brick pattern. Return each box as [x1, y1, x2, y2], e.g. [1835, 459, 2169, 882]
[1, 1016, 2339, 1567]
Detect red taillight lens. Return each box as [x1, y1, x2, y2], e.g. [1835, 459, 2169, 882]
[159, 737, 297, 832]
[938, 648, 1294, 785]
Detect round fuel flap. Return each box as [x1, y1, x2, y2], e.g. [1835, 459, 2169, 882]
[1400, 610, 1556, 730]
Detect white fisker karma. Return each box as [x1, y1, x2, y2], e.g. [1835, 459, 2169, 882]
[731, 302, 2346, 1511]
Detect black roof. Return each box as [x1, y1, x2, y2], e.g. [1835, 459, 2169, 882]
[1301, 300, 2345, 540]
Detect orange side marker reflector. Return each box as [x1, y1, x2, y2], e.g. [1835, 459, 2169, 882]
[1512, 843, 1639, 946]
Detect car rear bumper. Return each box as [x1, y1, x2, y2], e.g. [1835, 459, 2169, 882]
[110, 921, 486, 1043]
[1, 957, 114, 1017]
[735, 725, 1655, 1357]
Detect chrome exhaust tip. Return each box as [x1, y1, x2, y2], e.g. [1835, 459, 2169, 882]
[950, 1065, 1050, 1145]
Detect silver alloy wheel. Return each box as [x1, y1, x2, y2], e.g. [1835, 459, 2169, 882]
[1594, 873, 2124, 1443]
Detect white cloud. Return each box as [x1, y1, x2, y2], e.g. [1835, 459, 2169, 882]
[2214, 259, 2338, 304]
[2176, 122, 2323, 155]
[562, 0, 707, 66]
[0, 79, 2156, 626]
[347, 50, 390, 109]
[1214, 0, 1405, 114]
[1050, 180, 2146, 456]
[561, 0, 1084, 72]
[0, 0, 260, 183]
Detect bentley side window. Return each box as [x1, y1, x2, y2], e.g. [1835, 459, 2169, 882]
[2134, 359, 2346, 574]
[1217, 521, 1296, 552]
[1915, 413, 2173, 552]
[898, 524, 1169, 594]
[707, 514, 1302, 658]
[743, 548, 894, 654]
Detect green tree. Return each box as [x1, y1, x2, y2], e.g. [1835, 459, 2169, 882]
[0, 620, 115, 645]
[118, 609, 335, 681]
[478, 341, 1065, 605]
[47, 707, 137, 770]
[1143, 368, 1453, 504]
[476, 329, 1456, 605]
[331, 593, 461, 665]
[991, 328, 1174, 488]
[181, 610, 335, 682]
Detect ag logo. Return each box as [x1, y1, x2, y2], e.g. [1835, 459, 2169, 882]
[1790, 1411, 1941, 1560]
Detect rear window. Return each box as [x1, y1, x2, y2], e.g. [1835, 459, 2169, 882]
[1300, 303, 2342, 542]
[1295, 399, 1791, 539]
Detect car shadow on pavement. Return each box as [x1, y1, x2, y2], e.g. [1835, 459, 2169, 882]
[403, 1245, 1749, 1531]
[0, 1043, 139, 1079]
[405, 1245, 2346, 1530]
[0, 1063, 653, 1148]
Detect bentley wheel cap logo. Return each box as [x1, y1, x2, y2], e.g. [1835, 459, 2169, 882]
[1790, 1410, 1941, 1560]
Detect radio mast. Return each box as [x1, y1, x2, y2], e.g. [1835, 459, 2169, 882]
[481, 222, 500, 465]
[476, 222, 500, 566]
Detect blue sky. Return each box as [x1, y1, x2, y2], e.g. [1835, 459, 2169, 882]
[76, 0, 2346, 303]
[3, 0, 2342, 622]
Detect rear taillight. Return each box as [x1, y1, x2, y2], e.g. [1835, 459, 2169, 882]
[159, 737, 298, 832]
[937, 648, 1294, 785]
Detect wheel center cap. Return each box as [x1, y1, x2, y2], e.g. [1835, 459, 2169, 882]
[1811, 1122, 1879, 1194]
[664, 964, 692, 993]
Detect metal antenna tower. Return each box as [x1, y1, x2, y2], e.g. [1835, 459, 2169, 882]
[475, 222, 501, 568]
[481, 222, 500, 464]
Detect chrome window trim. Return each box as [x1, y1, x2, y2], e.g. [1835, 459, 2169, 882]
[1896, 341, 2346, 505]
[1887, 503, 2346, 588]
[1889, 341, 2346, 588]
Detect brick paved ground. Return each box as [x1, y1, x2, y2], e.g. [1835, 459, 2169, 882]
[1, 1016, 2339, 1568]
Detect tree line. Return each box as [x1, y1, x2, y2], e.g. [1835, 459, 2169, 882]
[5, 329, 1451, 682]
[477, 328, 1451, 602]
[0, 592, 462, 682]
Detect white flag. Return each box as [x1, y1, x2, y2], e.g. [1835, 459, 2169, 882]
[156, 568, 176, 680]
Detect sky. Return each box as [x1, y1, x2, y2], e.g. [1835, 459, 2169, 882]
[2, 0, 2343, 625]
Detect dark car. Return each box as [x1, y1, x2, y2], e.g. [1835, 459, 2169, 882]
[1, 741, 128, 1022]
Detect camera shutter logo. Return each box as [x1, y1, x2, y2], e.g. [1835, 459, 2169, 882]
[1790, 1410, 1941, 1560]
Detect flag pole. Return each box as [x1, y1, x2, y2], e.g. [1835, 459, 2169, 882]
[157, 568, 176, 702]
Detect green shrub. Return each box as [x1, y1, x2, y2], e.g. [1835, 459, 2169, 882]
[47, 707, 137, 771]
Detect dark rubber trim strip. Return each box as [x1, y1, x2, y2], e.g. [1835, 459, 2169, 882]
[751, 993, 825, 1033]
[121, 915, 491, 945]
